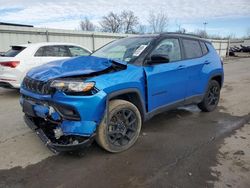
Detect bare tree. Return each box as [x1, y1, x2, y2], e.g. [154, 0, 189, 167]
[80, 17, 95, 31]
[194, 29, 208, 38]
[137, 24, 147, 34]
[121, 11, 139, 34]
[176, 27, 186, 34]
[227, 33, 236, 39]
[99, 12, 122, 33]
[175, 20, 186, 34]
[148, 12, 168, 33]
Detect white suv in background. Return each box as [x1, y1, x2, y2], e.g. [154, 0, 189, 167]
[0, 42, 91, 89]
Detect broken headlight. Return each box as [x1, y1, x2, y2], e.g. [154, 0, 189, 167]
[50, 80, 95, 93]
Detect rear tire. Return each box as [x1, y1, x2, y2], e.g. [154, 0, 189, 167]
[96, 99, 142, 153]
[198, 80, 221, 112]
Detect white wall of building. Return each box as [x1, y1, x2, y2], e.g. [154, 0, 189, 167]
[0, 25, 229, 57]
[0, 25, 129, 52]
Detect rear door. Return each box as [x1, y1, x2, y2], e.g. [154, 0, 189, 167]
[180, 39, 208, 98]
[144, 38, 188, 112]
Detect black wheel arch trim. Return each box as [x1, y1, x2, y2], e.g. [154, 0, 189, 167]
[106, 88, 147, 122]
[202, 73, 223, 101]
[208, 73, 224, 89]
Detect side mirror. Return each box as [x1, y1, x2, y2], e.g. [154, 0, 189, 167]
[148, 54, 170, 65]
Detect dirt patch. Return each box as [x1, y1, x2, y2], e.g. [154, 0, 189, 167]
[211, 123, 250, 188]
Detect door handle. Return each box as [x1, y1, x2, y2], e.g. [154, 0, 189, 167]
[176, 65, 186, 70]
[204, 60, 211, 65]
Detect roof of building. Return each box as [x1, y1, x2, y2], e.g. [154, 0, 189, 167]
[0, 22, 33, 28]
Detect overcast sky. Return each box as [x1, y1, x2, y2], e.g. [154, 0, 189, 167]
[0, 0, 250, 37]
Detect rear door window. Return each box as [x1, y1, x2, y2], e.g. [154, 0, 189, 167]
[3, 46, 26, 57]
[182, 39, 203, 59]
[67, 46, 90, 57]
[35, 46, 70, 57]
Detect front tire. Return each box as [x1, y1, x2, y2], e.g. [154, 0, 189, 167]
[96, 99, 142, 153]
[198, 80, 221, 112]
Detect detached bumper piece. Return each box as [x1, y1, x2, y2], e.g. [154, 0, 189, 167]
[24, 115, 95, 153]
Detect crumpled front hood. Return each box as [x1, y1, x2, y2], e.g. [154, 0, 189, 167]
[27, 56, 127, 82]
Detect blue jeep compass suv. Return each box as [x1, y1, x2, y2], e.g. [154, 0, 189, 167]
[20, 33, 224, 153]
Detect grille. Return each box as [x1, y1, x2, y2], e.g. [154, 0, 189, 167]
[23, 76, 52, 95]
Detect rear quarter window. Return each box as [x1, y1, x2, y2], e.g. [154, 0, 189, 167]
[182, 39, 203, 59]
[3, 46, 26, 57]
[67, 46, 90, 57]
[200, 41, 209, 55]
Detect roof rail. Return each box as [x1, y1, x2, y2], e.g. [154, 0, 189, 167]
[159, 32, 203, 38]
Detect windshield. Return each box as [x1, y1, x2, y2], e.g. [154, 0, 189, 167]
[91, 37, 154, 63]
[2, 46, 26, 57]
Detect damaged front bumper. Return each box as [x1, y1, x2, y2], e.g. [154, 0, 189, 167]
[24, 115, 96, 153]
[20, 88, 107, 153]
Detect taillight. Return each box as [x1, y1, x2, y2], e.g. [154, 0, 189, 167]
[0, 61, 20, 68]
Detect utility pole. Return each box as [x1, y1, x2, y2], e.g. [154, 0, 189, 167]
[203, 22, 208, 38]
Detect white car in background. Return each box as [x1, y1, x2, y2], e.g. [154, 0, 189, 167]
[0, 42, 91, 89]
